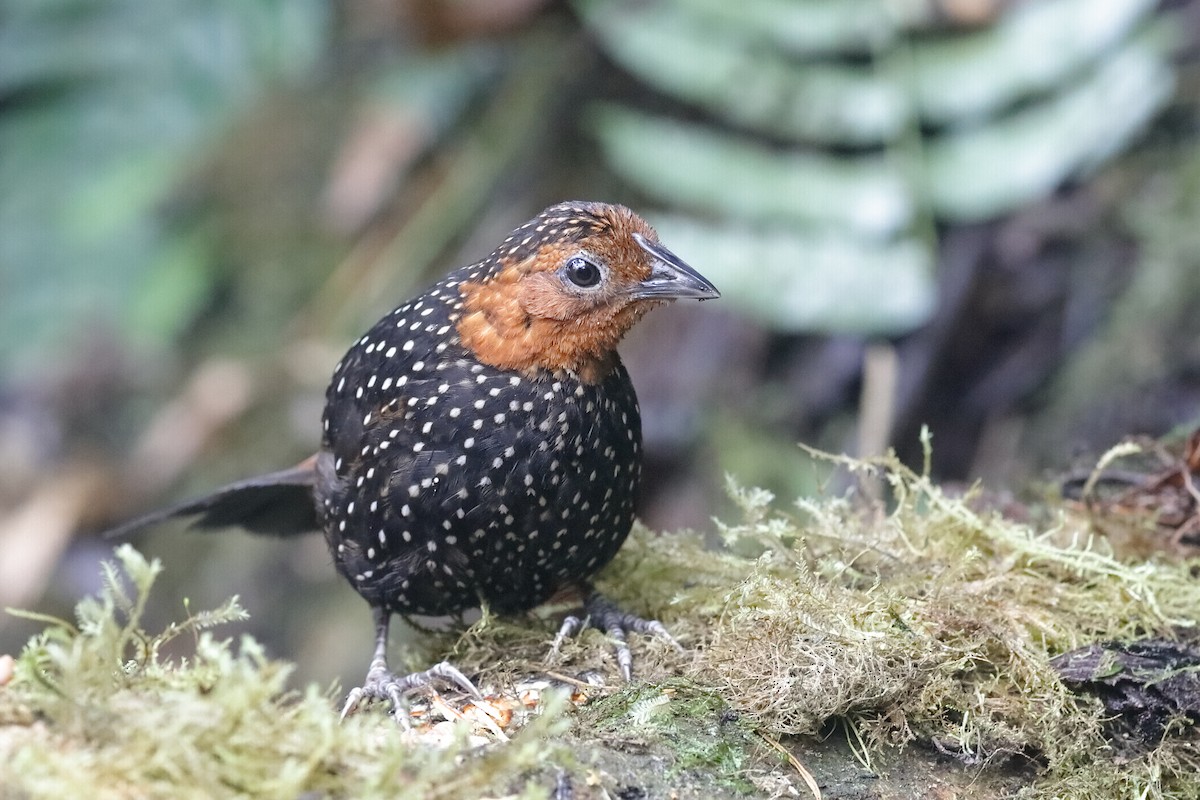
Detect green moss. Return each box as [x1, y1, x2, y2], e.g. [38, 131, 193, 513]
[0, 546, 571, 800]
[5, 447, 1200, 797]
[578, 679, 758, 794]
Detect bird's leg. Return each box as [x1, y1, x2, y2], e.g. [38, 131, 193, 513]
[340, 606, 480, 722]
[550, 585, 683, 682]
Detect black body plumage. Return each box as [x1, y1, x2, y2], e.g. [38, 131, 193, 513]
[317, 263, 641, 616]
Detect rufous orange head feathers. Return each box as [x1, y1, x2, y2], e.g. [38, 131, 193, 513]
[456, 202, 718, 382]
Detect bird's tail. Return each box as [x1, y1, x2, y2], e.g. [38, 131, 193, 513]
[105, 456, 320, 539]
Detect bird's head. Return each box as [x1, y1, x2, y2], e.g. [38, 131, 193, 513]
[457, 202, 719, 383]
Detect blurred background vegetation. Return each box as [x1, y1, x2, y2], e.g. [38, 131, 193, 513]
[3, 0, 1200, 687]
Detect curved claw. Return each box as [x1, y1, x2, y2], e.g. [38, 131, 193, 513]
[550, 614, 584, 656]
[340, 686, 367, 721]
[632, 619, 685, 653]
[424, 661, 483, 699]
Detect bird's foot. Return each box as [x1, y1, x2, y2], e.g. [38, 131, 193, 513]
[340, 660, 480, 724]
[550, 590, 683, 682]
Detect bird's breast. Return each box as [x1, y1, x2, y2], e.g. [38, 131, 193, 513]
[322, 359, 644, 616]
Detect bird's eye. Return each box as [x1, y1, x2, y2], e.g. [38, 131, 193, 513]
[564, 256, 601, 288]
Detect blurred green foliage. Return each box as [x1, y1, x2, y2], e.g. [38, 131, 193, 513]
[1, 0, 1176, 376]
[578, 0, 1172, 334]
[0, 0, 330, 376]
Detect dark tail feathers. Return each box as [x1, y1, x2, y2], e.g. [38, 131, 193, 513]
[105, 457, 320, 539]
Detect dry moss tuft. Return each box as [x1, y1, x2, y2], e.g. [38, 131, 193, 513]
[594, 447, 1200, 797]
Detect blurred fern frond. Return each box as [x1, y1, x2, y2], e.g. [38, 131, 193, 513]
[579, 0, 1172, 334]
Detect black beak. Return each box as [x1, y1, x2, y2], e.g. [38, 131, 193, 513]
[631, 232, 720, 301]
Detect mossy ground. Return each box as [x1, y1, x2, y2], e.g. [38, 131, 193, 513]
[3, 446, 1199, 798]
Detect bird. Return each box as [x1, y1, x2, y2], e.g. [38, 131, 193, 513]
[108, 200, 720, 718]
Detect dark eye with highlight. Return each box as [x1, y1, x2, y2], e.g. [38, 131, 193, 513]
[564, 256, 601, 288]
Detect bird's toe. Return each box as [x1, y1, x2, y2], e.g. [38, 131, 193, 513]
[549, 588, 682, 682]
